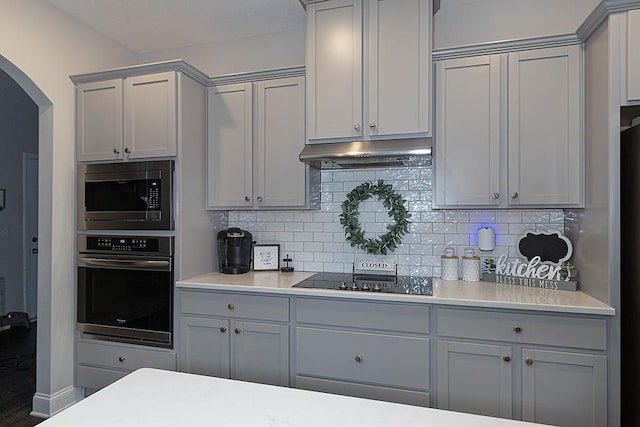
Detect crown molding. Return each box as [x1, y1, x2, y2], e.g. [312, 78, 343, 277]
[208, 66, 306, 86]
[432, 34, 581, 62]
[603, 0, 640, 13]
[70, 60, 210, 85]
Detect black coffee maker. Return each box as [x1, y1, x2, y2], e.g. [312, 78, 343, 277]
[217, 228, 254, 274]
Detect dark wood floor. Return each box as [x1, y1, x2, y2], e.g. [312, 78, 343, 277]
[0, 323, 43, 426]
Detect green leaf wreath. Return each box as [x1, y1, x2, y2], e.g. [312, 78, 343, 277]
[340, 180, 411, 255]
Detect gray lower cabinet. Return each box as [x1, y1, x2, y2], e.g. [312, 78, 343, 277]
[436, 307, 607, 427]
[179, 290, 290, 387]
[76, 335, 177, 390]
[294, 298, 430, 406]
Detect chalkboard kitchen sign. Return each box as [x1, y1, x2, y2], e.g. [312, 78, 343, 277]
[482, 231, 578, 291]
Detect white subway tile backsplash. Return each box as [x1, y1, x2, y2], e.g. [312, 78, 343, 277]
[228, 166, 565, 275]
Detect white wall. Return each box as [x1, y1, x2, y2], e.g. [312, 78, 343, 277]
[140, 29, 306, 77]
[0, 0, 137, 416]
[0, 70, 38, 314]
[434, 0, 600, 49]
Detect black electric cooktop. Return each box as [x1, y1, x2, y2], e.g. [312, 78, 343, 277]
[292, 272, 433, 296]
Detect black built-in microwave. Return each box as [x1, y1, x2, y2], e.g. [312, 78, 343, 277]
[78, 160, 174, 230]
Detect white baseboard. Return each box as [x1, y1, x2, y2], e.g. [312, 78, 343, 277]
[31, 386, 84, 418]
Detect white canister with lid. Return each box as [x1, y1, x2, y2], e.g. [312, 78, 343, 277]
[441, 247, 459, 281]
[462, 248, 481, 282]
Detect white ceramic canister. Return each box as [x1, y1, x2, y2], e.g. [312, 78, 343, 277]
[462, 248, 481, 282]
[441, 247, 459, 281]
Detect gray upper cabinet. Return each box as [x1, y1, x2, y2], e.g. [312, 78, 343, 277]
[434, 54, 502, 207]
[627, 9, 640, 102]
[76, 79, 124, 162]
[76, 72, 178, 161]
[207, 75, 316, 210]
[305, 0, 431, 142]
[124, 72, 177, 159]
[207, 82, 253, 208]
[434, 45, 583, 208]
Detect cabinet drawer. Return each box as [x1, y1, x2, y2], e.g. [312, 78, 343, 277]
[77, 339, 177, 371]
[437, 308, 606, 350]
[296, 376, 430, 407]
[296, 327, 429, 391]
[181, 291, 289, 322]
[296, 298, 429, 333]
[76, 365, 129, 390]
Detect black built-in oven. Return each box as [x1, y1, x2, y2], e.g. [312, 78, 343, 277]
[78, 160, 174, 230]
[77, 234, 174, 348]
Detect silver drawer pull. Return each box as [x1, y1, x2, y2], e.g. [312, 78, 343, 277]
[513, 326, 522, 333]
[220, 327, 227, 333]
[227, 303, 235, 310]
[354, 355, 362, 363]
[118, 356, 126, 363]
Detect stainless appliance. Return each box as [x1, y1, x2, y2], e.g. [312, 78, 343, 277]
[77, 234, 174, 348]
[78, 160, 174, 230]
[217, 228, 254, 274]
[292, 272, 433, 295]
[621, 123, 640, 424]
[299, 137, 431, 169]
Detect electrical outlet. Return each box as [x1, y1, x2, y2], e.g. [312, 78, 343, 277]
[0, 227, 8, 238]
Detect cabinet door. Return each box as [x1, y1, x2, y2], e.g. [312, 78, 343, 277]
[434, 55, 502, 207]
[436, 340, 512, 419]
[256, 77, 307, 208]
[628, 9, 640, 102]
[207, 83, 253, 208]
[368, 0, 430, 137]
[306, 0, 362, 140]
[508, 45, 581, 206]
[232, 321, 289, 387]
[124, 72, 177, 158]
[76, 79, 123, 161]
[521, 349, 607, 427]
[179, 316, 230, 378]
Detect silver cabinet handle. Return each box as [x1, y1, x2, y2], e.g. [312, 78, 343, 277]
[244, 196, 250, 202]
[118, 356, 126, 362]
[503, 355, 511, 362]
[525, 357, 534, 366]
[124, 147, 130, 154]
[492, 193, 500, 199]
[514, 326, 522, 333]
[113, 148, 120, 154]
[511, 192, 519, 199]
[354, 355, 362, 363]
[369, 123, 376, 130]
[235, 328, 242, 334]
[354, 123, 361, 132]
[227, 303, 234, 310]
[220, 327, 227, 333]
[257, 196, 263, 203]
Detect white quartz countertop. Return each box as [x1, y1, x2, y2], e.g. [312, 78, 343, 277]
[177, 271, 615, 316]
[39, 368, 549, 427]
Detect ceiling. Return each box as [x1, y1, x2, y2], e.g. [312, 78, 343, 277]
[43, 0, 307, 54]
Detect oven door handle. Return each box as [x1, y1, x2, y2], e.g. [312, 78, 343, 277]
[77, 257, 172, 272]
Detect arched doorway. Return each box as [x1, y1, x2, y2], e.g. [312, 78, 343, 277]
[0, 55, 54, 418]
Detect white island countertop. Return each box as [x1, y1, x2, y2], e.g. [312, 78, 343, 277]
[39, 368, 550, 427]
[177, 271, 615, 316]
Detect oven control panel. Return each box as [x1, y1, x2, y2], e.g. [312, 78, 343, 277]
[85, 236, 160, 253]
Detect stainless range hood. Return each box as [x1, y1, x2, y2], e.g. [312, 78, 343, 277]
[299, 137, 432, 169]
